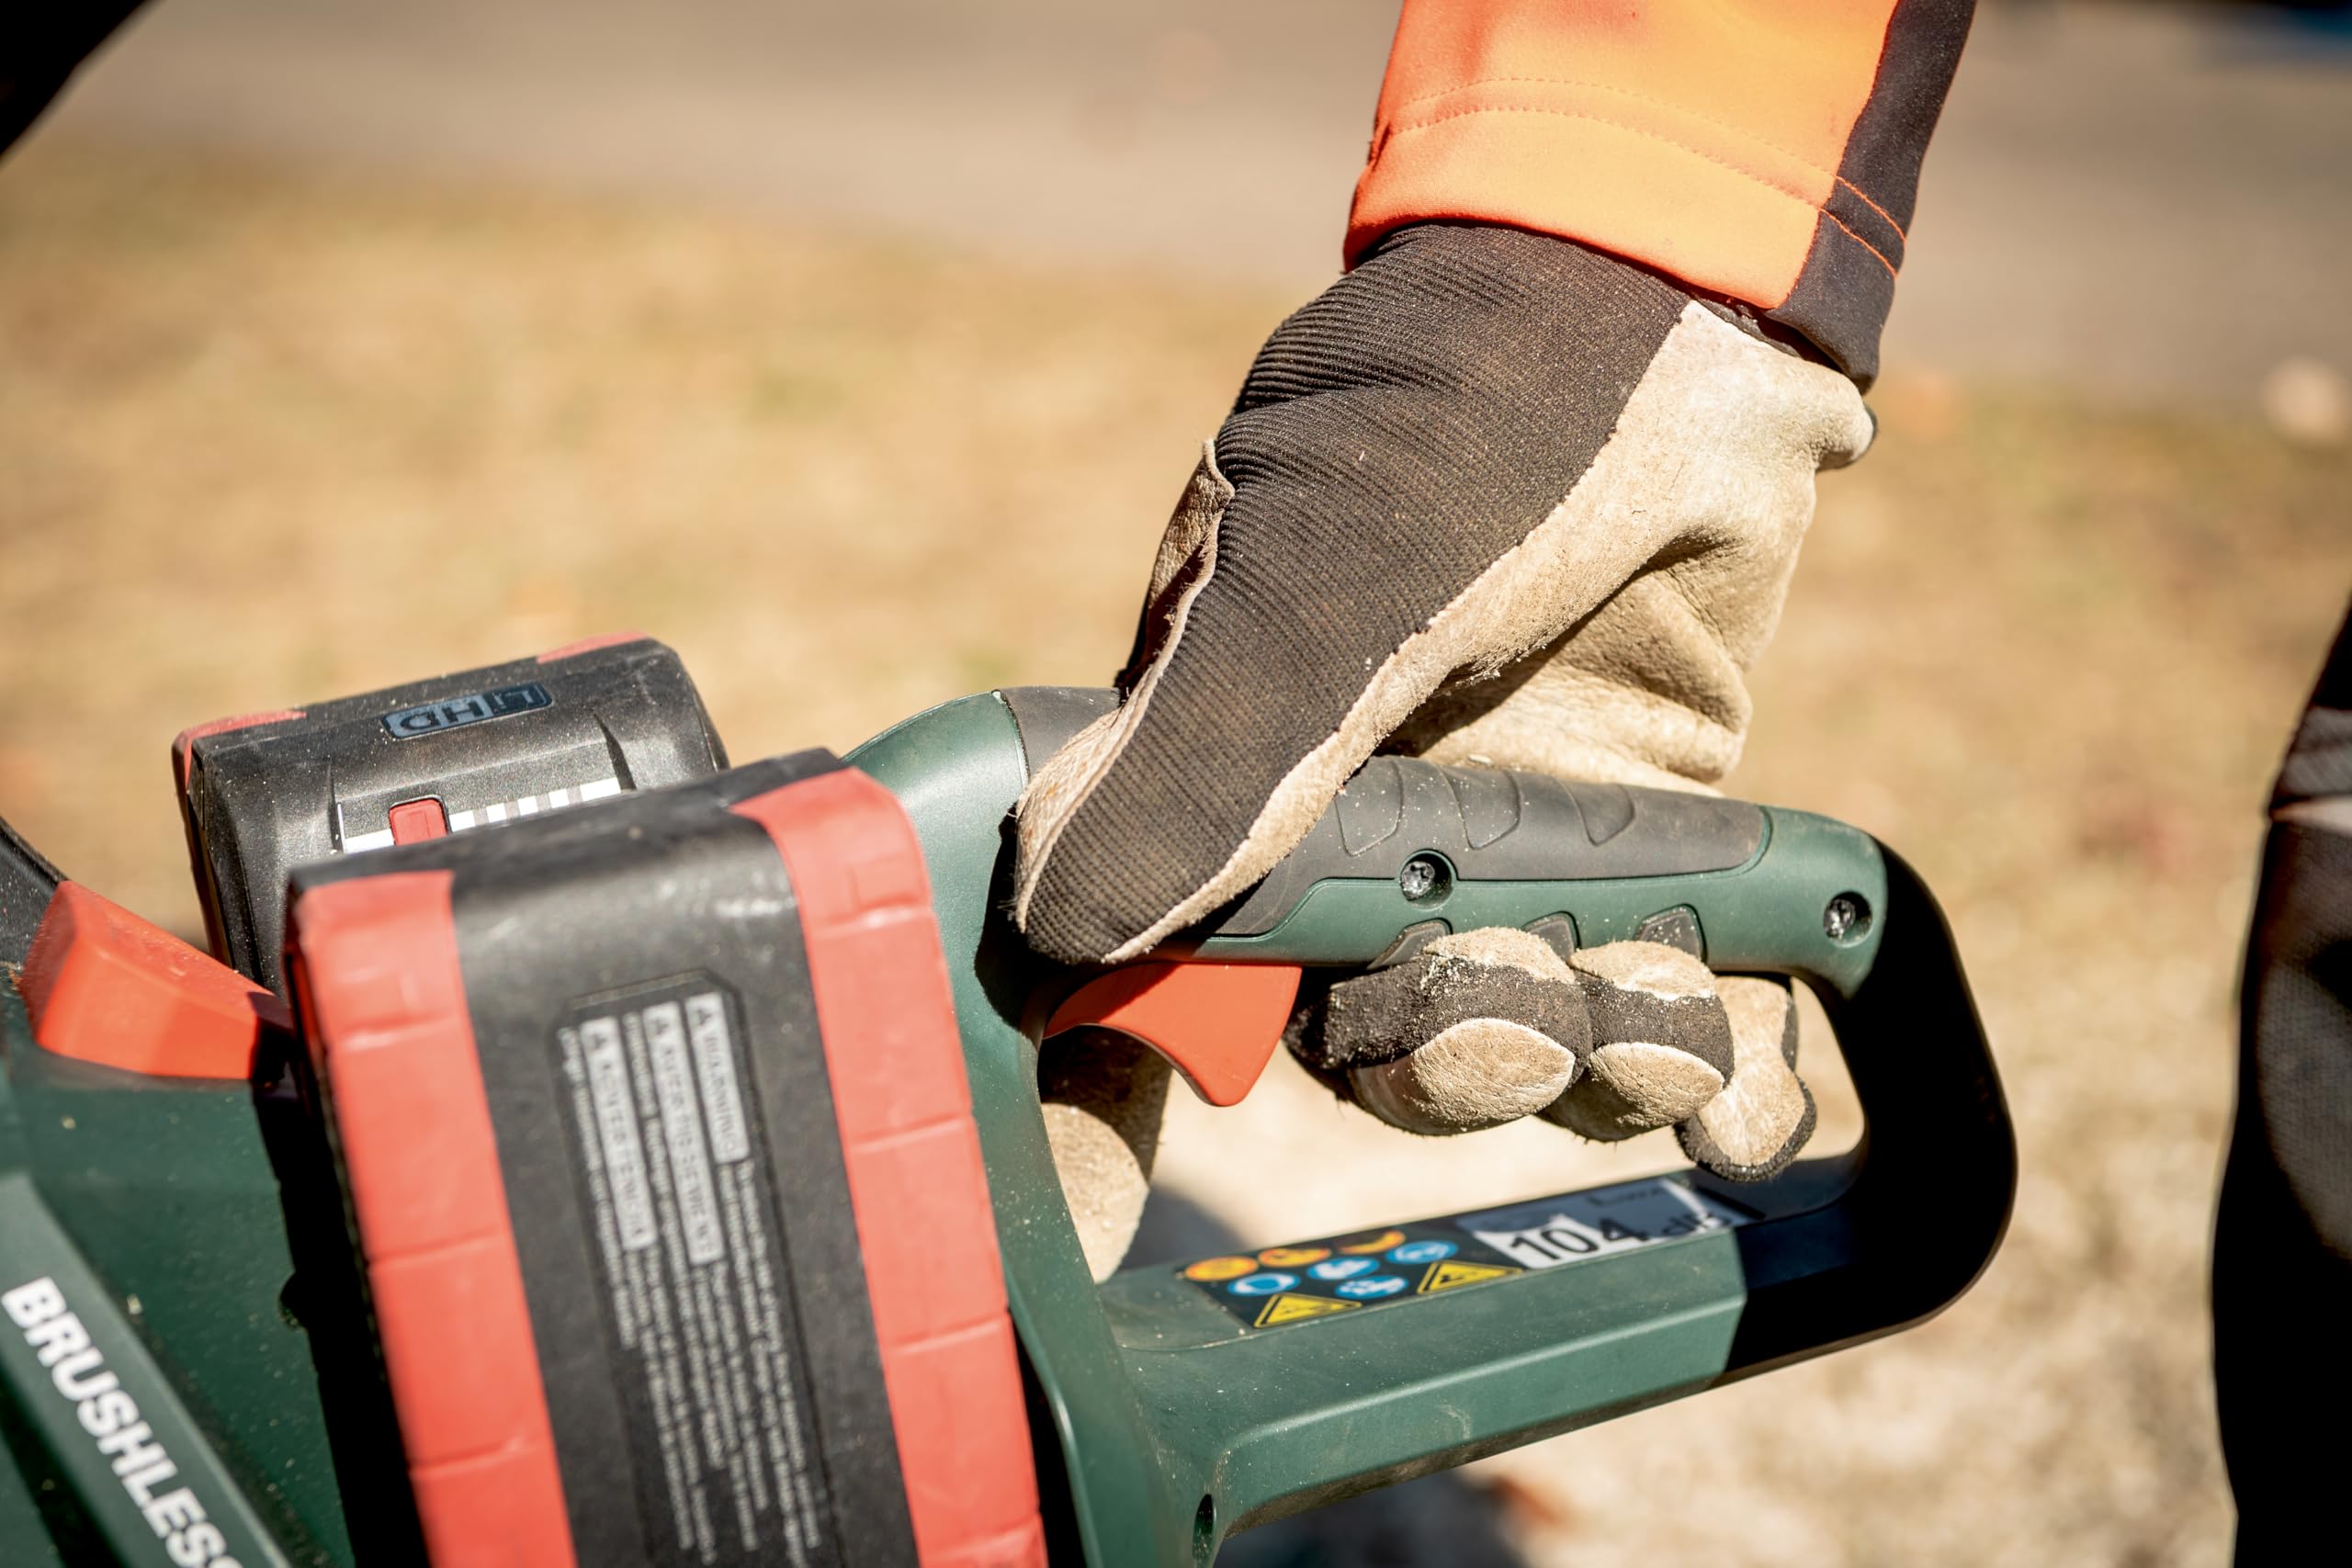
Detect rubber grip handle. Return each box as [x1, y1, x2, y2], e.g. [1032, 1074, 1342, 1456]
[1202, 754, 1765, 942]
[1003, 688, 1889, 1099]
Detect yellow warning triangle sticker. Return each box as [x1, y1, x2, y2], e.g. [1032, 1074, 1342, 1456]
[1419, 1259, 1519, 1294]
[1254, 1293, 1362, 1328]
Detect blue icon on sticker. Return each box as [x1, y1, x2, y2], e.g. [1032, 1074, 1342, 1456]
[1227, 1272, 1297, 1297]
[1388, 1239, 1456, 1266]
[1337, 1275, 1408, 1299]
[1310, 1257, 1377, 1282]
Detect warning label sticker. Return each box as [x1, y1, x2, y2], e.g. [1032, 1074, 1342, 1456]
[1419, 1258, 1514, 1293]
[1177, 1174, 1758, 1332]
[555, 976, 837, 1566]
[1256, 1293, 1359, 1327]
[1180, 1225, 1520, 1331]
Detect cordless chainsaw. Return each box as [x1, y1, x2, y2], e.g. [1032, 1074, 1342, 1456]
[0, 637, 2013, 1567]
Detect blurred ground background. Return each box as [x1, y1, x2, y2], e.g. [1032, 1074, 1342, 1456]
[5, 1, 2351, 1564]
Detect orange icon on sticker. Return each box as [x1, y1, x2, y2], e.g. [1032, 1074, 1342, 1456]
[1339, 1229, 1407, 1255]
[1183, 1256, 1259, 1282]
[1257, 1246, 1331, 1268]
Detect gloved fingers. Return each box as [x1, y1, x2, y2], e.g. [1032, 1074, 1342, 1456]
[1037, 1032, 1171, 1280]
[1676, 975, 1817, 1181]
[1292, 928, 1589, 1136]
[1537, 941, 1734, 1141]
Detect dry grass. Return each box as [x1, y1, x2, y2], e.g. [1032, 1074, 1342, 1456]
[5, 141, 2348, 1567]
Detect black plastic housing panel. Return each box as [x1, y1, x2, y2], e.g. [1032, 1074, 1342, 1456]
[0, 814, 62, 967]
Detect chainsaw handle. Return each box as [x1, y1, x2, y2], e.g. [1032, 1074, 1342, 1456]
[1004, 687, 1893, 1109]
[1086, 837, 2011, 1541]
[851, 688, 2014, 1562]
[1727, 840, 2013, 1368]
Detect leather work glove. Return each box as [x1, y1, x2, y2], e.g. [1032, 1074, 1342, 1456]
[1021, 223, 1871, 1276]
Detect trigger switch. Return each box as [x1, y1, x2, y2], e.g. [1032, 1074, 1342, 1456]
[1634, 907, 1704, 959]
[1043, 962, 1304, 1107]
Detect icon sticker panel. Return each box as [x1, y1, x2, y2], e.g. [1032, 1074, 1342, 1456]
[1173, 1174, 1752, 1331]
[1387, 1239, 1456, 1266]
[1181, 1226, 1512, 1330]
[1257, 1246, 1330, 1268]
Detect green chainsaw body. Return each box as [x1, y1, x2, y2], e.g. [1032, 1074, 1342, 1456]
[0, 686, 2014, 1566]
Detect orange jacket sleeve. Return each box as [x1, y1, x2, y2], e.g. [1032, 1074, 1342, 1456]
[1347, 1, 1974, 386]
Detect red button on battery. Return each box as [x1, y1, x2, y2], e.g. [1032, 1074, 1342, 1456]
[388, 798, 450, 844]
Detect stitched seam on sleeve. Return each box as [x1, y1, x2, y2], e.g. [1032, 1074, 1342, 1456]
[1387, 74, 1907, 242]
[1836, 182, 1903, 247]
[1376, 104, 1898, 279]
[1817, 209, 1898, 281]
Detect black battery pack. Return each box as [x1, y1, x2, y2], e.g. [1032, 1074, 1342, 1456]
[281, 751, 1043, 1568]
[175, 634, 725, 990]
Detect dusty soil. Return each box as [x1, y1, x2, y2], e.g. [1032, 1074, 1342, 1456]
[5, 141, 2348, 1565]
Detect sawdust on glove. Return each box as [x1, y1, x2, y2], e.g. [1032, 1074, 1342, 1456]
[1036, 1032, 1170, 1281]
[1023, 223, 1864, 1276]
